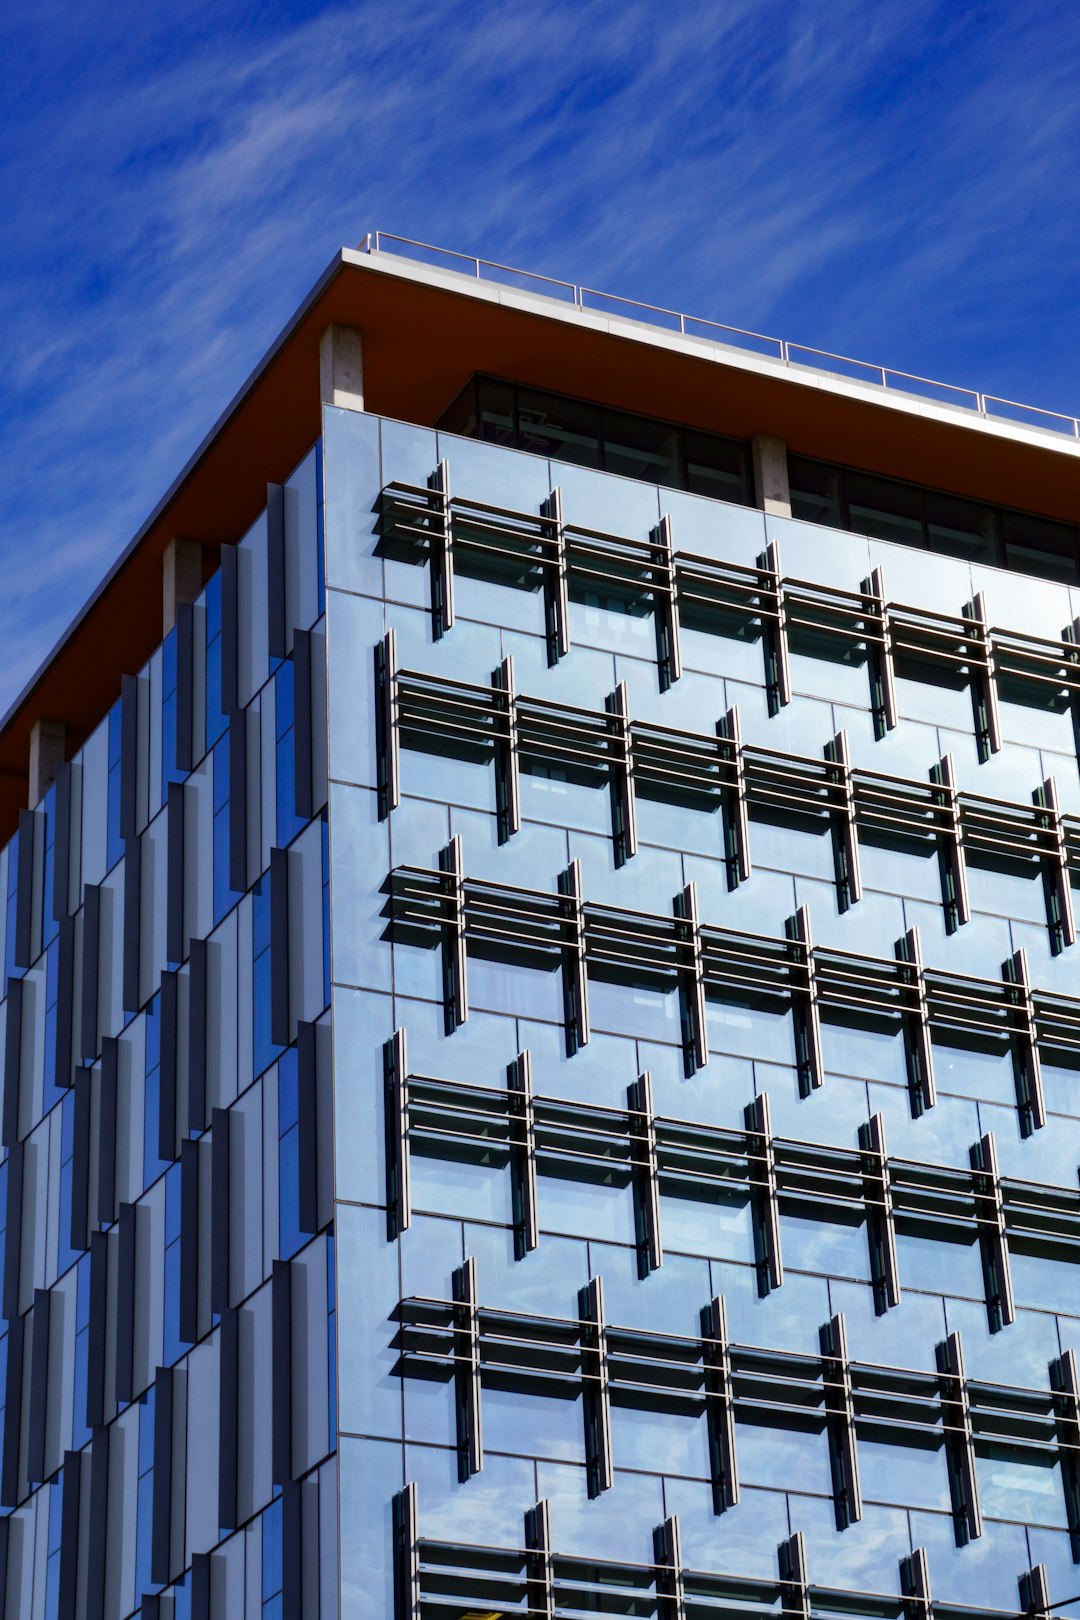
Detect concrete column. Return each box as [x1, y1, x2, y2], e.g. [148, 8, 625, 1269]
[28, 719, 66, 807]
[751, 434, 792, 519]
[319, 324, 364, 412]
[163, 537, 204, 636]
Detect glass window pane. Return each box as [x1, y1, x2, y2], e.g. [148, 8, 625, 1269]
[845, 471, 925, 547]
[516, 387, 601, 467]
[685, 431, 752, 506]
[602, 409, 682, 488]
[788, 457, 844, 529]
[476, 377, 517, 447]
[1003, 509, 1078, 583]
[925, 490, 1001, 565]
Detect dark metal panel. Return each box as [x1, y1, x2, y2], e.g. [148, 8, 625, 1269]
[120, 674, 138, 842]
[221, 543, 239, 718]
[14, 809, 34, 970]
[0, 1311, 23, 1506]
[52, 761, 72, 923]
[96, 1039, 118, 1227]
[191, 1550, 211, 1620]
[114, 1202, 136, 1405]
[176, 601, 194, 776]
[122, 836, 142, 1015]
[80, 883, 101, 1064]
[85, 1427, 111, 1620]
[282, 1475, 303, 1619]
[54, 914, 76, 1090]
[210, 1108, 231, 1316]
[158, 970, 178, 1164]
[218, 1305, 239, 1533]
[58, 1449, 83, 1619]
[228, 711, 247, 896]
[297, 1020, 318, 1236]
[293, 628, 313, 822]
[26, 1287, 51, 1485]
[166, 781, 186, 966]
[2, 977, 23, 1148]
[70, 1067, 92, 1253]
[270, 847, 290, 1049]
[85, 1231, 109, 1430]
[271, 1257, 292, 1485]
[267, 482, 287, 663]
[2, 1139, 24, 1320]
[179, 1138, 200, 1347]
[150, 1366, 174, 1587]
[187, 937, 208, 1134]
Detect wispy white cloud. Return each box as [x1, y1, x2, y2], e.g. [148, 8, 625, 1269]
[0, 0, 1078, 710]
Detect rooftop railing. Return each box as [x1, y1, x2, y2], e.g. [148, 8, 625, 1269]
[359, 230, 1080, 443]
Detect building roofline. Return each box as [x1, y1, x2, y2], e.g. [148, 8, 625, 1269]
[1, 239, 1077, 837]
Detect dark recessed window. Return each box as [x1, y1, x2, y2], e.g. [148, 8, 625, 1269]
[789, 457, 844, 529]
[1002, 511, 1077, 584]
[845, 472, 925, 549]
[516, 387, 601, 468]
[476, 378, 516, 447]
[925, 492, 1001, 566]
[686, 432, 752, 505]
[603, 410, 681, 488]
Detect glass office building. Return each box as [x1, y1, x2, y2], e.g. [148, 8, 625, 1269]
[2, 240, 1080, 1618]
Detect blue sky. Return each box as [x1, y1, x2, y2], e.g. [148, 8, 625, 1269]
[1, 0, 1079, 712]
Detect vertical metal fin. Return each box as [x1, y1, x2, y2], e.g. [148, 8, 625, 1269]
[494, 655, 521, 844]
[508, 1051, 539, 1259]
[606, 681, 637, 865]
[439, 836, 469, 1035]
[1018, 1563, 1052, 1620]
[628, 1071, 662, 1276]
[970, 1131, 1015, 1331]
[525, 1499, 556, 1620]
[579, 1274, 612, 1497]
[674, 882, 708, 1075]
[786, 906, 823, 1093]
[936, 1330, 982, 1545]
[777, 1531, 811, 1620]
[820, 1312, 862, 1528]
[701, 1294, 739, 1512]
[1050, 1348, 1080, 1561]
[858, 1113, 900, 1313]
[385, 1029, 411, 1239]
[152, 1366, 176, 1583]
[451, 1257, 483, 1481]
[896, 927, 936, 1116]
[211, 1107, 231, 1315]
[932, 754, 970, 931]
[824, 730, 862, 910]
[758, 540, 790, 714]
[899, 1547, 932, 1620]
[1035, 776, 1075, 953]
[653, 514, 682, 690]
[392, 1483, 421, 1620]
[376, 629, 401, 820]
[266, 481, 287, 663]
[717, 707, 751, 888]
[1004, 946, 1045, 1136]
[270, 846, 291, 1050]
[558, 859, 589, 1055]
[964, 591, 1002, 760]
[653, 1513, 686, 1620]
[745, 1093, 783, 1294]
[271, 1257, 293, 1485]
[542, 488, 570, 665]
[122, 834, 142, 1015]
[430, 460, 454, 639]
[862, 566, 897, 736]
